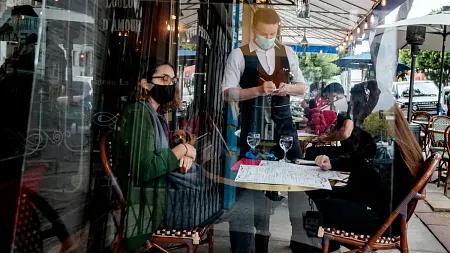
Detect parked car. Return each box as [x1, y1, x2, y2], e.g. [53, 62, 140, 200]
[392, 81, 446, 115]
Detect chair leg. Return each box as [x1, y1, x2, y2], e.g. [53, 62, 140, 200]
[437, 161, 444, 187]
[208, 226, 214, 253]
[400, 217, 409, 253]
[444, 165, 450, 196]
[322, 236, 330, 253]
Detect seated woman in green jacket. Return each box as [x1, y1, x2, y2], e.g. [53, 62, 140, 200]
[114, 63, 197, 251]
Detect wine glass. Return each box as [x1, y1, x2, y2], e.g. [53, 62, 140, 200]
[247, 132, 261, 154]
[279, 135, 293, 162]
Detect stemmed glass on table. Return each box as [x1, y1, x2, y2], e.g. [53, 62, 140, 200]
[279, 135, 293, 163]
[247, 132, 261, 155]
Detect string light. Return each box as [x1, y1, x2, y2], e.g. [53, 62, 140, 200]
[124, 32, 128, 37]
[364, 20, 369, 29]
[350, 34, 354, 41]
[167, 25, 171, 31]
[357, 27, 361, 34]
[345, 35, 349, 41]
[381, 0, 387, 7]
[118, 31, 122, 36]
[343, 42, 347, 47]
[370, 14, 375, 25]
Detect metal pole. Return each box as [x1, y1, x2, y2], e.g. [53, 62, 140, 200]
[437, 27, 447, 114]
[407, 45, 418, 122]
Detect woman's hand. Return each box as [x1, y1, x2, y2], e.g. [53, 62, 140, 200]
[315, 155, 332, 170]
[312, 135, 325, 144]
[179, 156, 194, 173]
[184, 143, 197, 160]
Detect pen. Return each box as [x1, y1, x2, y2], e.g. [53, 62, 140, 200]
[260, 77, 280, 92]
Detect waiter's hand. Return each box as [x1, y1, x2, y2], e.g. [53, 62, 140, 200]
[276, 82, 290, 96]
[260, 81, 276, 95]
[315, 155, 332, 170]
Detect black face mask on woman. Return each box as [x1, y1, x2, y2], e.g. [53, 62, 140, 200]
[149, 83, 175, 105]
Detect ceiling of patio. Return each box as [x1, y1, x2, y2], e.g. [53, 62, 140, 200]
[180, 0, 407, 49]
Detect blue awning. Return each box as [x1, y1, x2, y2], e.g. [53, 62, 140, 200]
[178, 49, 196, 56]
[286, 44, 338, 54]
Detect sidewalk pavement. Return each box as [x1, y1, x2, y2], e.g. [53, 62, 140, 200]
[191, 201, 449, 253]
[414, 184, 450, 253]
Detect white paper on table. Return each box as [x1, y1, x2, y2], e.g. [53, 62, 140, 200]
[235, 163, 333, 190]
[258, 161, 342, 180]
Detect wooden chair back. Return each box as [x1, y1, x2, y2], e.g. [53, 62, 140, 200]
[319, 154, 441, 253]
[364, 154, 441, 250]
[99, 130, 126, 253]
[411, 111, 431, 122]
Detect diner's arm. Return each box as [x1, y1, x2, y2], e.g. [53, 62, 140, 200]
[320, 119, 353, 142]
[329, 153, 363, 173]
[329, 143, 377, 172]
[223, 87, 263, 102]
[122, 104, 180, 182]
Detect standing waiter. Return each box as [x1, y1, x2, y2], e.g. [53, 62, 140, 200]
[222, 8, 317, 253]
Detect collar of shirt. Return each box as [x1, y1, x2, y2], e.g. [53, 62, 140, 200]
[248, 40, 280, 53]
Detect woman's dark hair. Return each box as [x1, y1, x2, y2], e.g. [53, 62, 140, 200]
[350, 80, 380, 124]
[253, 8, 280, 26]
[321, 82, 344, 97]
[133, 63, 181, 113]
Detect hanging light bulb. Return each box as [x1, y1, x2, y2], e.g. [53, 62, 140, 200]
[350, 34, 354, 41]
[381, 0, 387, 7]
[118, 31, 122, 36]
[364, 20, 369, 29]
[357, 26, 361, 34]
[370, 14, 375, 25]
[167, 25, 171, 31]
[320, 50, 323, 54]
[345, 35, 349, 41]
[336, 47, 339, 52]
[343, 42, 347, 47]
[124, 32, 128, 37]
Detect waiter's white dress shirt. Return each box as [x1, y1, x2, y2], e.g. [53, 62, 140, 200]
[221, 41, 305, 92]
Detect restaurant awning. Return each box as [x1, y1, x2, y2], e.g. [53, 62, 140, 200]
[180, 0, 409, 51]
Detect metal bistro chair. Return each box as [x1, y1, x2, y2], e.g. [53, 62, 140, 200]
[428, 116, 450, 186]
[411, 111, 431, 155]
[318, 154, 441, 253]
[100, 130, 214, 253]
[442, 125, 450, 195]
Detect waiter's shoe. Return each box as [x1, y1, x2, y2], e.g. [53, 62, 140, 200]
[265, 191, 285, 201]
[255, 234, 270, 253]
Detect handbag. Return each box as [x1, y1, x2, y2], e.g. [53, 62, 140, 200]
[303, 211, 324, 238]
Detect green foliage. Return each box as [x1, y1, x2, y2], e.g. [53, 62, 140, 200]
[363, 108, 396, 139]
[363, 112, 386, 137]
[399, 49, 450, 86]
[179, 43, 196, 51]
[298, 53, 341, 84]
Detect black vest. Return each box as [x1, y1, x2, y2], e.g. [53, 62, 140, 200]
[239, 44, 292, 138]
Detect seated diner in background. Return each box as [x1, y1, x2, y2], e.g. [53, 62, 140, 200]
[305, 80, 381, 161]
[302, 83, 343, 136]
[308, 105, 425, 253]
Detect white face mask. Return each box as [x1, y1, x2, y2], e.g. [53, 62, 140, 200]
[255, 35, 275, 50]
[334, 97, 349, 113]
